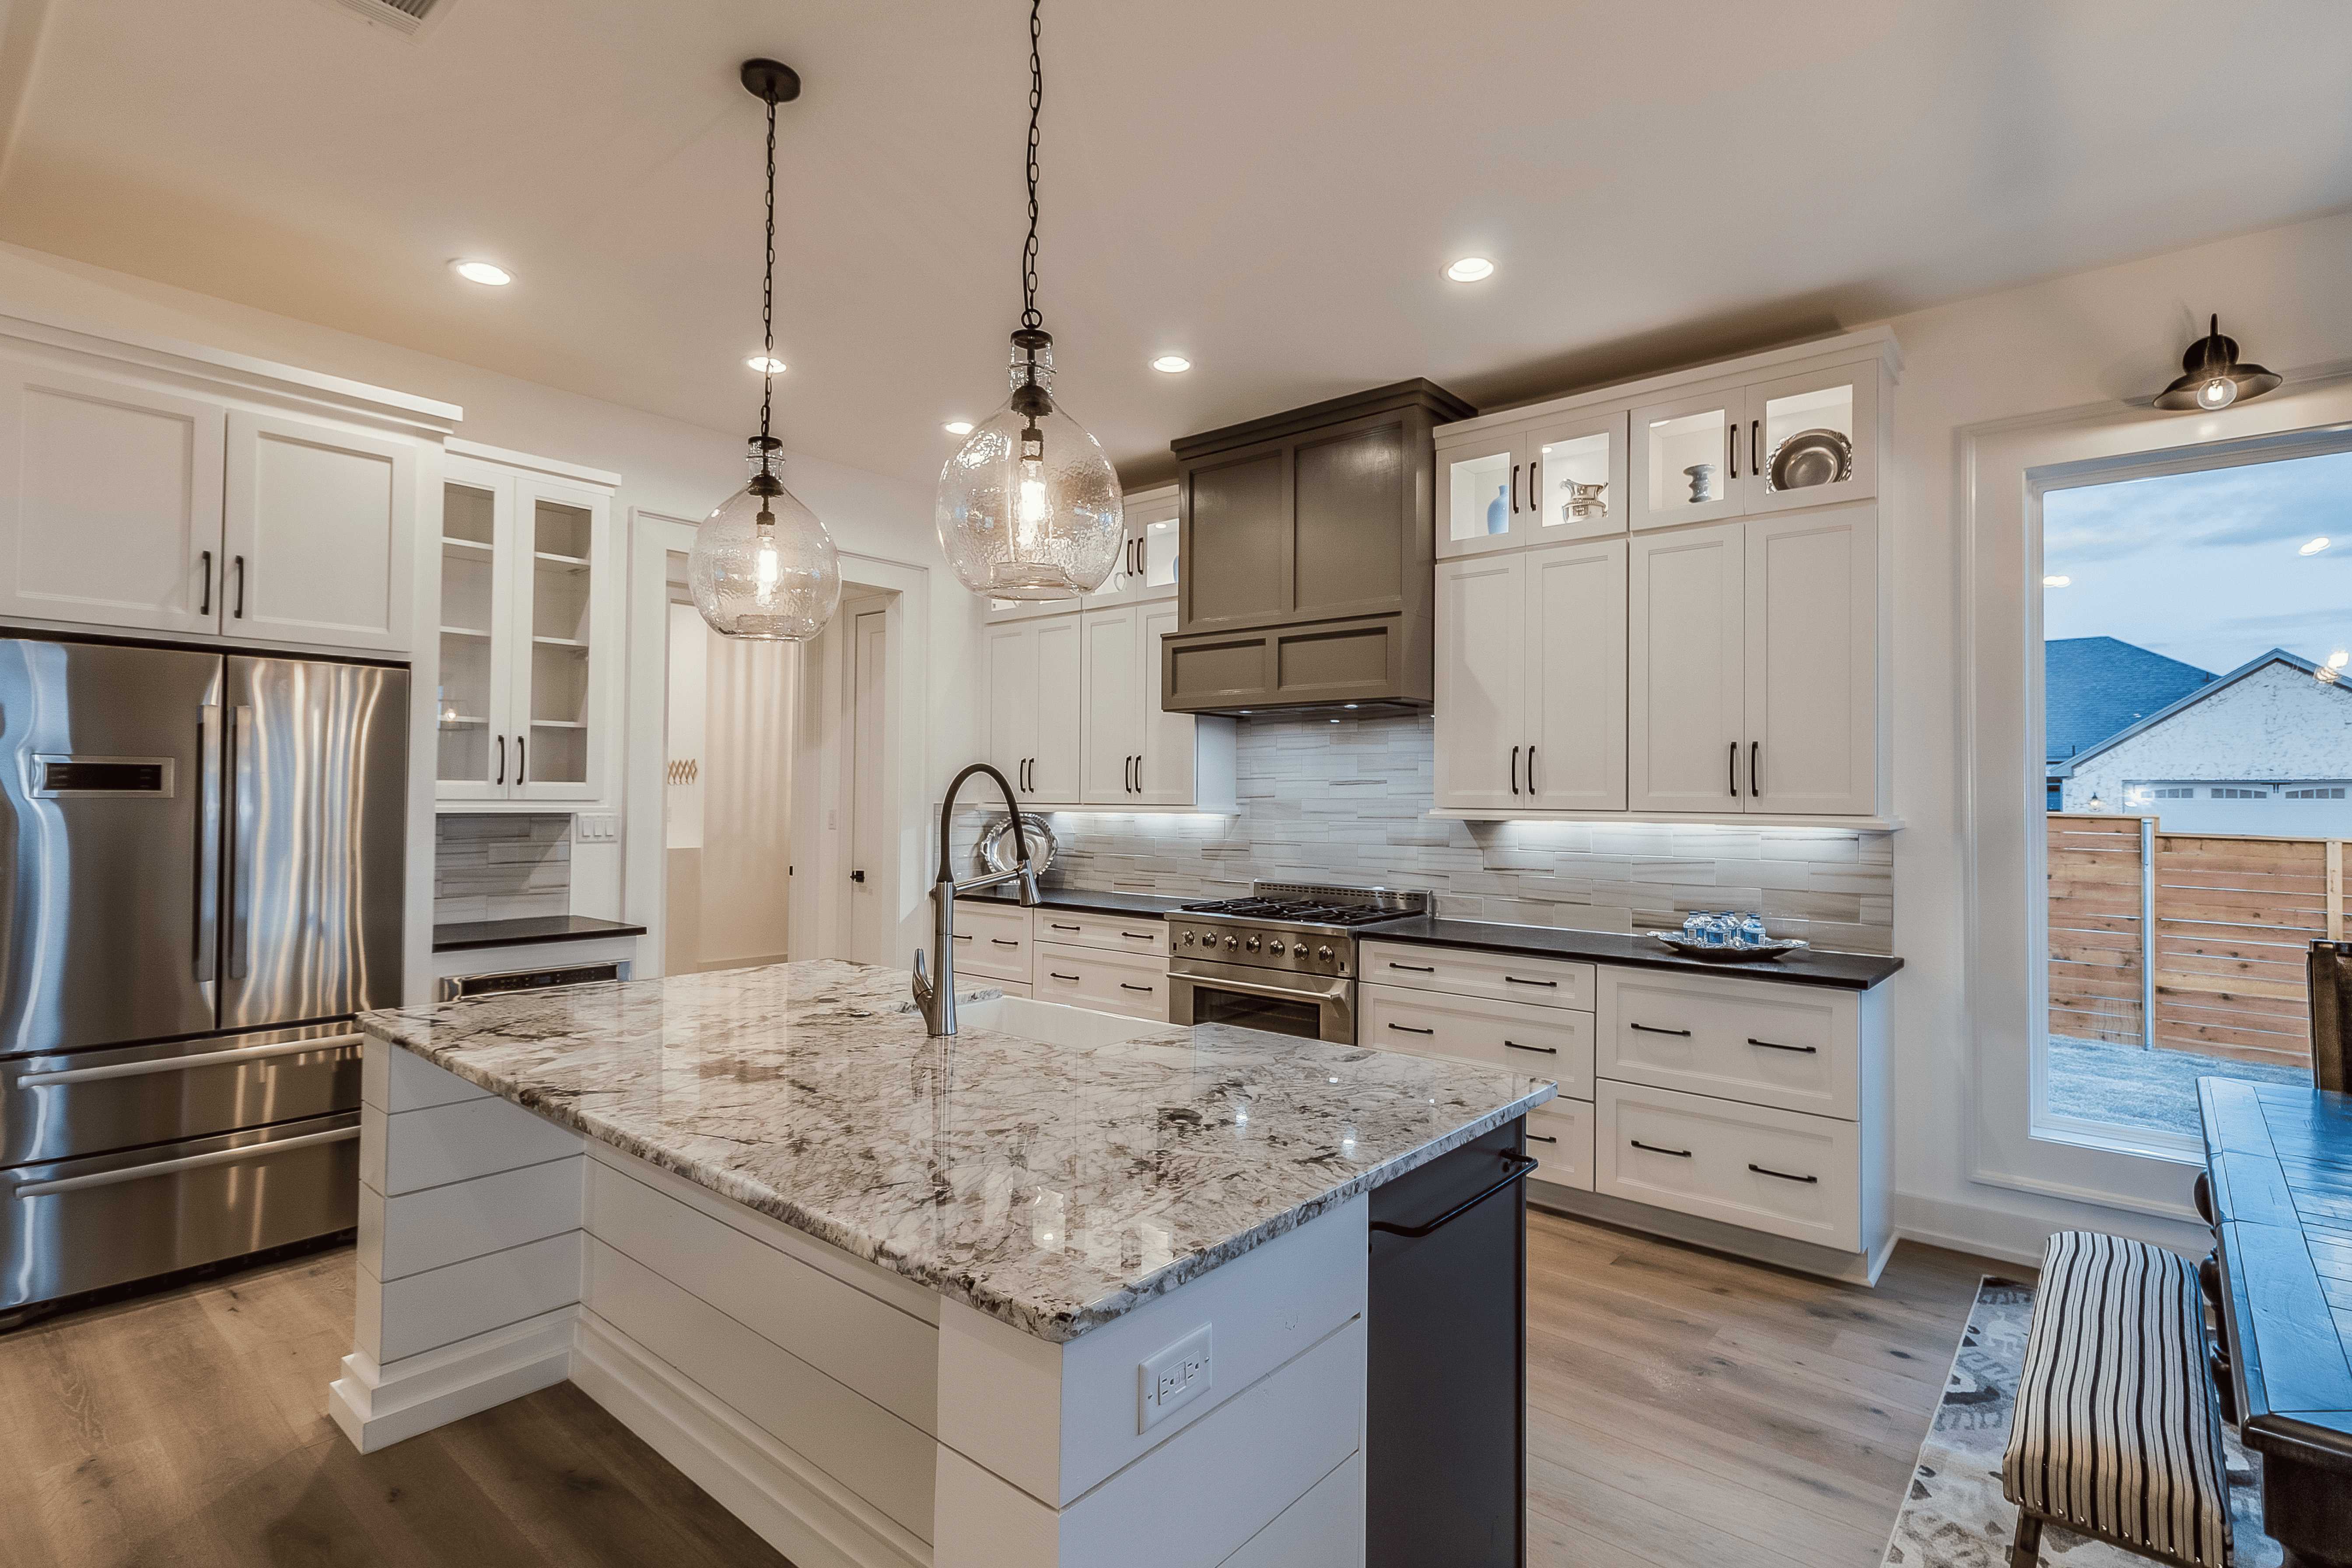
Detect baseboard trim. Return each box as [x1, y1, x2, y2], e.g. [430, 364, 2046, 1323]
[1529, 1180, 1887, 1285]
[1889, 1189, 2205, 1273]
[570, 1306, 930, 1568]
[328, 1305, 575, 1453]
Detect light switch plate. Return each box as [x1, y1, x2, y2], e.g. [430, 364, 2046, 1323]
[1138, 1323, 1213, 1433]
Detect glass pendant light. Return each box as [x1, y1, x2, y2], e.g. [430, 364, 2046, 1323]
[2153, 314, 2282, 412]
[689, 59, 842, 641]
[935, 0, 1123, 601]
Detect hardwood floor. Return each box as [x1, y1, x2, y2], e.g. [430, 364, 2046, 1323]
[0, 1216, 1998, 1568]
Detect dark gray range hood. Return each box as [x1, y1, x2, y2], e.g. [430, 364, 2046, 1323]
[1159, 379, 1474, 717]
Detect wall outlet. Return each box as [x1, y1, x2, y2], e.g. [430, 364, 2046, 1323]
[1138, 1323, 1213, 1433]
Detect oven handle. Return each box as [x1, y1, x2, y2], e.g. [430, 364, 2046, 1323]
[14, 1032, 366, 1086]
[11, 1124, 359, 1199]
[1173, 968, 1348, 1006]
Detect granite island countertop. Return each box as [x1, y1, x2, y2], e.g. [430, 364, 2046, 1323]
[360, 959, 1554, 1344]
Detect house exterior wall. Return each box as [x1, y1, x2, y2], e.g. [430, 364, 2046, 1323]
[2061, 662, 2352, 834]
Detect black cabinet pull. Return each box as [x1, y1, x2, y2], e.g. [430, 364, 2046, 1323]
[1386, 1022, 1435, 1035]
[1511, 462, 1522, 514]
[1528, 457, 1539, 512]
[850, 869, 866, 883]
[1510, 745, 1520, 796]
[1119, 982, 1155, 993]
[1630, 1139, 1692, 1158]
[494, 734, 506, 785]
[1750, 740, 1760, 798]
[952, 933, 972, 942]
[1504, 975, 1557, 988]
[1751, 419, 1761, 477]
[516, 734, 525, 783]
[991, 938, 1019, 947]
[1120, 931, 1155, 940]
[1747, 1162, 1818, 1185]
[1049, 972, 1079, 982]
[199, 550, 213, 616]
[1728, 739, 1738, 796]
[1748, 1036, 1816, 1054]
[1387, 962, 1435, 973]
[232, 554, 247, 618]
[1726, 421, 1736, 481]
[1050, 922, 1081, 931]
[1526, 745, 1537, 794]
[1525, 1133, 1558, 1145]
[1503, 1040, 1557, 1055]
[1370, 1152, 1538, 1238]
[1629, 1022, 1691, 1036]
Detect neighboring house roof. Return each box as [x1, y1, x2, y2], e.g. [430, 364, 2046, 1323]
[2058, 647, 2350, 774]
[2045, 637, 2214, 768]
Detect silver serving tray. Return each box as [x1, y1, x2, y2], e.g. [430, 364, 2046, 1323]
[977, 812, 1058, 877]
[1767, 427, 1853, 491]
[1646, 931, 1810, 962]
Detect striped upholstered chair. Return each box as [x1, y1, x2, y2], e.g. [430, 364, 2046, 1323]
[2001, 1231, 2233, 1568]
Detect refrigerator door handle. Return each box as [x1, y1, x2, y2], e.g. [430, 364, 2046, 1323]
[9, 1124, 358, 1199]
[195, 702, 222, 984]
[14, 1032, 365, 1086]
[228, 704, 254, 981]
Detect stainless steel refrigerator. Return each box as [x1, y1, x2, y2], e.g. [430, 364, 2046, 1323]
[0, 637, 405, 1325]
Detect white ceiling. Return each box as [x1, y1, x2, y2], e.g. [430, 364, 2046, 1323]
[4, 0, 2348, 487]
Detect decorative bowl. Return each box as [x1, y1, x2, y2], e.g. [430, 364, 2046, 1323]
[977, 813, 1057, 877]
[1645, 931, 1810, 962]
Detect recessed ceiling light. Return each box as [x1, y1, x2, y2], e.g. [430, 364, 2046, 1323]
[1445, 257, 1495, 283]
[2301, 536, 2332, 555]
[449, 259, 512, 287]
[944, 420, 975, 436]
[746, 355, 788, 374]
[1151, 355, 1192, 374]
[2042, 574, 2072, 587]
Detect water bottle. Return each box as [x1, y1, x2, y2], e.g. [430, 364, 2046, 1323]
[1738, 914, 1768, 948]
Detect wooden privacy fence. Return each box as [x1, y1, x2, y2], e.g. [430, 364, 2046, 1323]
[2048, 813, 2349, 1067]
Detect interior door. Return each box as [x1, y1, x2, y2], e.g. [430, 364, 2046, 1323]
[434, 463, 515, 802]
[1433, 554, 1527, 810]
[1743, 505, 1877, 815]
[222, 411, 414, 653]
[986, 622, 1038, 799]
[1526, 539, 1628, 812]
[0, 639, 221, 1056]
[1629, 387, 1749, 530]
[0, 362, 227, 637]
[1136, 604, 1197, 805]
[1080, 604, 1141, 804]
[849, 609, 890, 965]
[1628, 525, 1745, 812]
[1029, 613, 1084, 805]
[219, 655, 408, 1031]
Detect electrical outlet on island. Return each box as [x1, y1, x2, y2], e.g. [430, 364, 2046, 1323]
[1137, 1323, 1213, 1433]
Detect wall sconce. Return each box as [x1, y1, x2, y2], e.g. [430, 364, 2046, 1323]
[2153, 315, 2280, 411]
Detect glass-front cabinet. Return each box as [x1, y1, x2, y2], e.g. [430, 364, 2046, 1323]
[994, 483, 1180, 620]
[1631, 366, 1876, 528]
[1437, 412, 1627, 558]
[435, 447, 616, 807]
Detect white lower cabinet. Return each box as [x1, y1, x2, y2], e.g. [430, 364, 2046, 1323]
[1032, 940, 1169, 1021]
[1525, 1100, 1594, 1192]
[952, 900, 1033, 984]
[1359, 983, 1593, 1099]
[1595, 1080, 1862, 1253]
[1597, 966, 1857, 1119]
[1031, 909, 1168, 959]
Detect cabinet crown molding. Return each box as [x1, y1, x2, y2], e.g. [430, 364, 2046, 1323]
[1171, 378, 1475, 458]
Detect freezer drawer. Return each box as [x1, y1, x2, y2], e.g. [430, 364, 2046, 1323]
[0, 1022, 362, 1167]
[0, 1110, 359, 1312]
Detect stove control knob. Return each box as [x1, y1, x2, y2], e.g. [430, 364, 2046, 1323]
[1244, 935, 1261, 953]
[1183, 931, 1196, 946]
[1225, 934, 1240, 952]
[1318, 945, 1335, 963]
[1267, 940, 1285, 957]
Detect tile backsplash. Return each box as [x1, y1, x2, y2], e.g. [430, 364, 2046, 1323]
[434, 814, 572, 925]
[962, 714, 1893, 955]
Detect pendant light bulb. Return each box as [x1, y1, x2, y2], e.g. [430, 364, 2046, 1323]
[690, 58, 841, 642]
[934, 1, 1122, 600]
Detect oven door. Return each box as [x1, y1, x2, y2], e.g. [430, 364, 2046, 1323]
[1169, 958, 1354, 1043]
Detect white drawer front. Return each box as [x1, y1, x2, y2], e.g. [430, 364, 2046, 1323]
[1032, 908, 1167, 956]
[1359, 940, 1594, 1011]
[953, 900, 1031, 982]
[1033, 941, 1169, 1021]
[1596, 968, 1858, 1120]
[1525, 1099, 1593, 1192]
[1596, 1081, 1861, 1252]
[1360, 983, 1593, 1098]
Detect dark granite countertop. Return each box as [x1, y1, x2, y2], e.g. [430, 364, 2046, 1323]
[433, 915, 648, 953]
[1360, 916, 1903, 990]
[967, 886, 1190, 919]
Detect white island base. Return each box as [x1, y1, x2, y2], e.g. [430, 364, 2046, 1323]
[330, 1025, 1370, 1568]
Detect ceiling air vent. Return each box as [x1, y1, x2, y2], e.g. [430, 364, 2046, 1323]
[315, 0, 453, 38]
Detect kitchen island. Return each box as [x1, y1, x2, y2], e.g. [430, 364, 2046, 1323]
[333, 959, 1553, 1568]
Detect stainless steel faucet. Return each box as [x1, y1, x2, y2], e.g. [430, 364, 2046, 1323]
[911, 762, 1040, 1036]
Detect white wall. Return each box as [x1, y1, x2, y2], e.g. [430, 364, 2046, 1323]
[1872, 207, 2352, 1261]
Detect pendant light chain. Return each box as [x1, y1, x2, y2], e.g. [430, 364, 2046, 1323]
[757, 88, 779, 476]
[1020, 0, 1043, 331]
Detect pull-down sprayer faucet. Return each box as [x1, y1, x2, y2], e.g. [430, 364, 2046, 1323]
[911, 763, 1040, 1036]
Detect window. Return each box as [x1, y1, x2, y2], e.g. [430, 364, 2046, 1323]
[2151, 787, 2194, 799]
[2211, 786, 2269, 798]
[2288, 785, 2347, 799]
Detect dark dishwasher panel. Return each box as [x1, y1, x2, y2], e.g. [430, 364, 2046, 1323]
[1367, 1116, 1529, 1568]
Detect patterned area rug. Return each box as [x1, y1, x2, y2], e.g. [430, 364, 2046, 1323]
[1882, 1275, 2281, 1568]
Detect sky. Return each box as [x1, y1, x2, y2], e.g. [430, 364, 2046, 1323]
[2042, 448, 2352, 677]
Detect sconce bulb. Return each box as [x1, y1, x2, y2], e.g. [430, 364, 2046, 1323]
[2198, 377, 2236, 410]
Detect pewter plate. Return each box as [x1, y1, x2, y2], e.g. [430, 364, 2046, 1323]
[978, 813, 1058, 877]
[1645, 931, 1810, 962]
[1768, 428, 1853, 492]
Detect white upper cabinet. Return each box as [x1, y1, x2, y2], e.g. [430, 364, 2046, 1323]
[1081, 603, 1144, 803]
[1432, 553, 1526, 809]
[1628, 523, 1746, 813]
[985, 620, 1041, 793]
[1747, 364, 1877, 517]
[0, 362, 227, 636]
[987, 614, 1083, 806]
[1630, 386, 1750, 531]
[1525, 539, 1627, 812]
[434, 447, 618, 809]
[1743, 505, 1878, 815]
[224, 411, 415, 653]
[1085, 483, 1180, 607]
[1438, 411, 1627, 558]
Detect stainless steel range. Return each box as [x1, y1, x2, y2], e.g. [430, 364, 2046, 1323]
[1167, 881, 1428, 1043]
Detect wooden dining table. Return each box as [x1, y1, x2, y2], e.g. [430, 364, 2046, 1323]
[2198, 1075, 2352, 1568]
